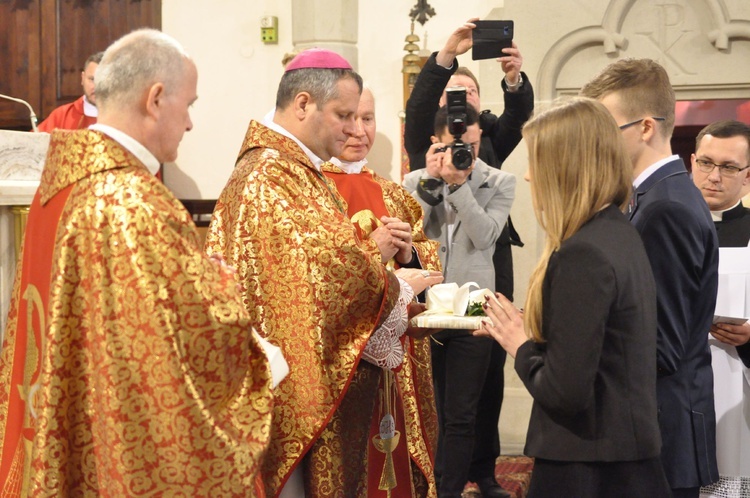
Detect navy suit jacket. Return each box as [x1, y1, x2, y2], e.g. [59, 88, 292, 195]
[629, 158, 719, 488]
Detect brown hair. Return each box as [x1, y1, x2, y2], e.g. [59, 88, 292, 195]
[580, 58, 675, 138]
[454, 67, 480, 96]
[522, 97, 632, 342]
[85, 51, 104, 68]
[695, 120, 750, 163]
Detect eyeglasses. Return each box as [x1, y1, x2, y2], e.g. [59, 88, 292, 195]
[694, 158, 750, 177]
[618, 116, 666, 130]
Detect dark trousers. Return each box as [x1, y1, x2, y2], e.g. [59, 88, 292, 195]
[527, 457, 672, 498]
[671, 487, 700, 498]
[470, 340, 506, 481]
[493, 234, 514, 302]
[431, 330, 505, 497]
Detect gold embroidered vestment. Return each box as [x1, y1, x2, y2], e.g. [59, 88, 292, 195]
[322, 164, 440, 497]
[0, 129, 274, 497]
[205, 121, 400, 496]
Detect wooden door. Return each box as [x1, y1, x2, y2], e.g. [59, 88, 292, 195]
[0, 1, 43, 129]
[0, 0, 161, 130]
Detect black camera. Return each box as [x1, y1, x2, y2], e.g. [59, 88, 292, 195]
[444, 86, 474, 170]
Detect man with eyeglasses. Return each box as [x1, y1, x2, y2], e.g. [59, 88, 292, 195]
[581, 58, 719, 498]
[690, 120, 750, 498]
[692, 120, 750, 245]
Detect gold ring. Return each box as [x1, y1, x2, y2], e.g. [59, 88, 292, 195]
[421, 270, 430, 277]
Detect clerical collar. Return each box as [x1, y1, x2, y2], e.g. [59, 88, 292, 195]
[711, 200, 742, 222]
[82, 96, 98, 118]
[330, 157, 368, 174]
[89, 124, 161, 176]
[633, 154, 679, 189]
[261, 115, 326, 171]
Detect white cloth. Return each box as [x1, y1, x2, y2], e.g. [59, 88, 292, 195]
[253, 331, 289, 388]
[700, 337, 750, 498]
[82, 95, 98, 117]
[261, 115, 327, 172]
[278, 465, 305, 498]
[330, 156, 368, 174]
[89, 123, 161, 176]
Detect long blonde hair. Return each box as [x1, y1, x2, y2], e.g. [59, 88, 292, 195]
[523, 97, 631, 342]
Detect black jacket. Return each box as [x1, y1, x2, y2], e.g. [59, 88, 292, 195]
[404, 52, 534, 172]
[403, 52, 533, 299]
[516, 206, 662, 462]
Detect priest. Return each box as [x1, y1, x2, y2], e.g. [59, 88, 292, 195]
[37, 52, 103, 132]
[205, 49, 442, 497]
[323, 86, 440, 497]
[0, 29, 276, 497]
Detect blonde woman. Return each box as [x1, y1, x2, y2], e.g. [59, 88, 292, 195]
[476, 97, 670, 497]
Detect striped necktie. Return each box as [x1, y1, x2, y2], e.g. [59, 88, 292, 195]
[627, 186, 637, 215]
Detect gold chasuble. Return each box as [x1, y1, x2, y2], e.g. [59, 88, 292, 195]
[0, 130, 274, 497]
[205, 121, 401, 497]
[322, 164, 440, 497]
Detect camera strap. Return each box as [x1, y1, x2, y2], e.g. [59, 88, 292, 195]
[416, 178, 444, 206]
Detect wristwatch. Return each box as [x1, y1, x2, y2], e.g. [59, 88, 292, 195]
[505, 74, 523, 91]
[448, 183, 464, 194]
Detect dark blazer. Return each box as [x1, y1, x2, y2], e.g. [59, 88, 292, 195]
[712, 202, 750, 365]
[630, 158, 719, 488]
[515, 205, 661, 462]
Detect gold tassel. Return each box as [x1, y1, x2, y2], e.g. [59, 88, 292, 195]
[372, 369, 400, 494]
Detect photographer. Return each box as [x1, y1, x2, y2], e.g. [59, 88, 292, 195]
[403, 103, 516, 498]
[404, 18, 533, 303]
[404, 19, 533, 174]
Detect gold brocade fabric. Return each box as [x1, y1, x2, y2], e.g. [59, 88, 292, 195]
[375, 173, 441, 495]
[322, 164, 440, 497]
[306, 360, 381, 495]
[205, 121, 400, 497]
[0, 129, 274, 497]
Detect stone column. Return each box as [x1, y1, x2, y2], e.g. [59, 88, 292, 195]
[291, 0, 358, 69]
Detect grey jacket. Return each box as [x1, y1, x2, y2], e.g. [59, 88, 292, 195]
[403, 159, 515, 291]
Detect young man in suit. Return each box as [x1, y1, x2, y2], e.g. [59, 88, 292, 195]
[581, 58, 719, 498]
[403, 105, 516, 498]
[690, 120, 750, 498]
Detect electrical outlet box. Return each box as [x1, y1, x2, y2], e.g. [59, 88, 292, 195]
[260, 16, 278, 44]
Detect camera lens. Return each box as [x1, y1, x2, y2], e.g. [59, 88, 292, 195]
[452, 143, 474, 170]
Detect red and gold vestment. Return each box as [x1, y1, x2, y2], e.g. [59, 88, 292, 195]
[37, 96, 96, 132]
[0, 129, 273, 497]
[205, 121, 400, 496]
[323, 163, 440, 497]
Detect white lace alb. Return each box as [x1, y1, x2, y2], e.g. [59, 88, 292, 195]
[361, 277, 414, 370]
[700, 475, 750, 498]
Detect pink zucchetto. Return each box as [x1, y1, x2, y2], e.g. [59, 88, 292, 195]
[284, 48, 352, 72]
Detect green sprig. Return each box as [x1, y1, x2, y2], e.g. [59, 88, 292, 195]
[466, 301, 485, 317]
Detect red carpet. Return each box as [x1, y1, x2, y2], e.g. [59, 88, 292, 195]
[462, 456, 534, 498]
